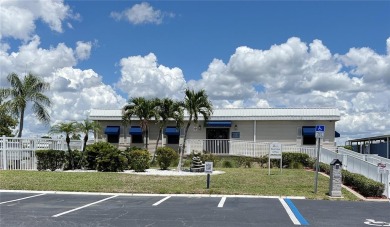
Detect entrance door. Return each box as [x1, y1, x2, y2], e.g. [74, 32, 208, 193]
[205, 128, 229, 154]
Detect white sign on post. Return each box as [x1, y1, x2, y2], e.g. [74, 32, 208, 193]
[377, 163, 387, 174]
[205, 162, 213, 174]
[269, 142, 282, 159]
[268, 142, 282, 175]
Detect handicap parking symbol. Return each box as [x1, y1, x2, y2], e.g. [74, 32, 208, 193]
[315, 125, 325, 132]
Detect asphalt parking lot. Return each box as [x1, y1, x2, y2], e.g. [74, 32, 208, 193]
[0, 191, 389, 227]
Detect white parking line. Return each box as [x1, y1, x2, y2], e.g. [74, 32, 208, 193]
[153, 196, 171, 206]
[52, 195, 118, 217]
[218, 196, 226, 208]
[278, 198, 300, 225]
[0, 193, 46, 205]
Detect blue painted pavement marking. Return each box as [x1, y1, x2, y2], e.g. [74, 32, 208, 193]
[284, 198, 309, 225]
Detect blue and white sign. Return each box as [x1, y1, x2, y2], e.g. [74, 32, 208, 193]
[315, 125, 325, 132]
[315, 125, 325, 139]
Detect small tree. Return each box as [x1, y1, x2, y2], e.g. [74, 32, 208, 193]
[153, 98, 183, 162]
[49, 122, 78, 170]
[122, 97, 158, 150]
[179, 89, 213, 170]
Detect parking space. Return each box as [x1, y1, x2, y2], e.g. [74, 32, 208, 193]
[292, 199, 390, 227]
[0, 191, 389, 226]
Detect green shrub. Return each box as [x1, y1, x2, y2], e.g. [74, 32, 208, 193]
[36, 150, 65, 171]
[129, 149, 150, 172]
[289, 161, 304, 169]
[156, 147, 178, 170]
[64, 150, 85, 170]
[222, 160, 234, 168]
[84, 142, 117, 170]
[237, 156, 253, 168]
[201, 153, 218, 165]
[96, 148, 127, 172]
[282, 153, 310, 168]
[341, 170, 385, 197]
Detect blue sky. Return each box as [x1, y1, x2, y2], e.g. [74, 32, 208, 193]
[1, 0, 390, 143]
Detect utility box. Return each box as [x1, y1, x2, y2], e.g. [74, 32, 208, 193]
[329, 159, 343, 197]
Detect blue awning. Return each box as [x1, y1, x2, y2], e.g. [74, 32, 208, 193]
[335, 131, 340, 138]
[302, 127, 315, 136]
[129, 126, 142, 135]
[104, 126, 120, 135]
[165, 127, 180, 136]
[206, 121, 232, 127]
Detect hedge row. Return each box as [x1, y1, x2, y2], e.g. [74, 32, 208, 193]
[35, 142, 179, 172]
[189, 152, 314, 169]
[317, 163, 385, 197]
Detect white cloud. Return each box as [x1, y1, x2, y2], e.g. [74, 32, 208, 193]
[116, 53, 186, 100]
[0, 35, 125, 136]
[48, 67, 126, 124]
[0, 0, 74, 40]
[75, 41, 92, 60]
[110, 2, 174, 25]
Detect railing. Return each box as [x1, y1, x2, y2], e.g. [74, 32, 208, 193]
[0, 136, 83, 170]
[185, 139, 316, 158]
[321, 147, 390, 198]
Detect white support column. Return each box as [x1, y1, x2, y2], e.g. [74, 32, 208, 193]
[387, 137, 389, 159]
[2, 135, 6, 170]
[253, 120, 257, 142]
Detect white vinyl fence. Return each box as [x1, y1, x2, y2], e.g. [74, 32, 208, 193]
[0, 136, 83, 170]
[185, 139, 316, 158]
[321, 147, 390, 198]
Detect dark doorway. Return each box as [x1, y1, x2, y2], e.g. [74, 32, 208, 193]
[205, 128, 230, 154]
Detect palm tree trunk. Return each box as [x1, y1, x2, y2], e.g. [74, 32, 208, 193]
[153, 127, 163, 162]
[178, 116, 192, 170]
[66, 135, 74, 170]
[18, 108, 25, 137]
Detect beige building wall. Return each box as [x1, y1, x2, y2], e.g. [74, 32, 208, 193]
[94, 119, 337, 151]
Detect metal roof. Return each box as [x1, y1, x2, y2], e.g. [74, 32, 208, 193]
[347, 135, 390, 143]
[89, 107, 340, 121]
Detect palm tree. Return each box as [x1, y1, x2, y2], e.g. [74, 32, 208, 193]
[49, 122, 78, 169]
[122, 97, 158, 150]
[76, 119, 101, 152]
[3, 72, 51, 137]
[153, 98, 184, 162]
[178, 89, 213, 169]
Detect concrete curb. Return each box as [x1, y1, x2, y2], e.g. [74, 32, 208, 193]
[0, 189, 305, 200]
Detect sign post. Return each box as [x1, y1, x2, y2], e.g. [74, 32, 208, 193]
[314, 125, 325, 193]
[377, 163, 387, 183]
[269, 142, 282, 175]
[205, 162, 213, 189]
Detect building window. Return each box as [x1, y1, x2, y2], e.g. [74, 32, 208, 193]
[302, 126, 316, 145]
[167, 135, 180, 144]
[132, 135, 143, 144]
[107, 134, 119, 143]
[164, 126, 180, 144]
[104, 126, 120, 144]
[129, 126, 143, 143]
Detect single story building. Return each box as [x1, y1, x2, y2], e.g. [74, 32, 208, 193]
[89, 107, 340, 154]
[346, 135, 390, 159]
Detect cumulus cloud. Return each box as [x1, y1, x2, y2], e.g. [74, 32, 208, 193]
[75, 41, 92, 60]
[184, 37, 390, 144]
[0, 0, 75, 40]
[0, 35, 125, 136]
[48, 67, 126, 124]
[116, 53, 186, 100]
[110, 2, 174, 25]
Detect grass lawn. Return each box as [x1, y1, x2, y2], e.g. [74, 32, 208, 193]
[0, 168, 359, 201]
